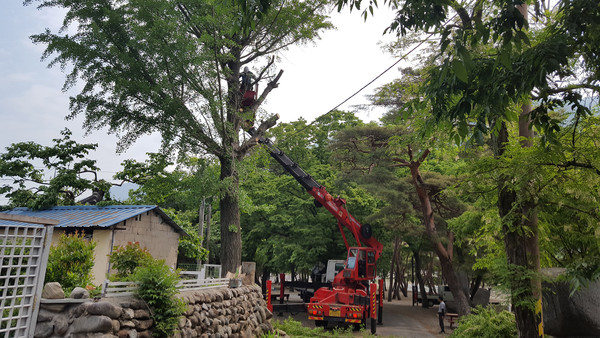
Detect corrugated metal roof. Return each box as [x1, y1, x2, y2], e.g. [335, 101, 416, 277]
[0, 205, 186, 234]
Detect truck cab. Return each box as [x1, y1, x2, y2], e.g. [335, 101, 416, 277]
[340, 247, 377, 283]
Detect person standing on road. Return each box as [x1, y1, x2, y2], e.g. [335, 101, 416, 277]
[438, 296, 446, 333]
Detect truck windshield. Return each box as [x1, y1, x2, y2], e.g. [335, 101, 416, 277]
[346, 249, 358, 269]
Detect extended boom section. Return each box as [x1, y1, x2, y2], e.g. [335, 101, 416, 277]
[249, 128, 383, 332]
[249, 129, 382, 257]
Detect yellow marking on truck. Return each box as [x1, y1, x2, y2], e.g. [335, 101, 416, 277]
[329, 309, 341, 317]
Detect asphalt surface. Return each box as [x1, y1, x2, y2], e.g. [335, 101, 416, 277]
[272, 289, 449, 337]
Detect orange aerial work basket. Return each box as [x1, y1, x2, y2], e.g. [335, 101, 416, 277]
[242, 90, 256, 106]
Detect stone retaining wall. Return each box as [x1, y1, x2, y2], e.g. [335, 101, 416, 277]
[176, 285, 273, 337]
[35, 283, 273, 338]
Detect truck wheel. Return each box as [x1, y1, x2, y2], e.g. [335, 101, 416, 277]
[315, 320, 327, 328]
[353, 313, 367, 331]
[428, 300, 434, 307]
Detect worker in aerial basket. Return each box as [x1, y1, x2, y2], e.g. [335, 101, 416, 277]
[240, 66, 255, 93]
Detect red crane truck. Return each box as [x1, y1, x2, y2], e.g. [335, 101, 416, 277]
[249, 128, 384, 333]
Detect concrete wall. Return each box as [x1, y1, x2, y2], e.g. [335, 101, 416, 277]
[112, 210, 180, 270]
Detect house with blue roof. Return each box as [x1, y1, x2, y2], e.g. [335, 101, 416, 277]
[0, 205, 187, 285]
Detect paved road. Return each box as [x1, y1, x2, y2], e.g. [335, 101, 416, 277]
[374, 298, 440, 337]
[274, 289, 448, 337]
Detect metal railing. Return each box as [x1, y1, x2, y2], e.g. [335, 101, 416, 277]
[177, 277, 230, 292]
[102, 269, 229, 297]
[179, 264, 222, 280]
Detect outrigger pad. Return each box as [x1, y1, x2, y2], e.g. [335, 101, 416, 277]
[361, 223, 372, 239]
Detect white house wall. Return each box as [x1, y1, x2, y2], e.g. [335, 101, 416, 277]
[92, 229, 113, 285]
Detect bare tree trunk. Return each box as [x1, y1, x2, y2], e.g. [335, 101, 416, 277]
[261, 268, 270, 295]
[388, 237, 400, 301]
[205, 203, 212, 264]
[400, 254, 409, 297]
[197, 198, 205, 269]
[413, 251, 429, 308]
[496, 121, 540, 338]
[393, 271, 401, 300]
[425, 257, 436, 292]
[394, 258, 402, 300]
[470, 275, 482, 300]
[219, 155, 242, 276]
[501, 4, 543, 335]
[395, 148, 471, 315]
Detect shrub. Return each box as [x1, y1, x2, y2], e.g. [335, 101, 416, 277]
[265, 317, 364, 337]
[45, 232, 96, 295]
[134, 259, 186, 337]
[109, 242, 153, 280]
[449, 306, 517, 338]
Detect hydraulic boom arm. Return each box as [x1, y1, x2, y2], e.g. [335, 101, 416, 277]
[249, 129, 383, 259]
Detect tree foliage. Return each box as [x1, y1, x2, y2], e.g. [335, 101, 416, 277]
[109, 242, 153, 280]
[339, 0, 599, 141]
[240, 114, 384, 279]
[449, 306, 518, 338]
[45, 232, 96, 294]
[0, 129, 110, 210]
[453, 113, 600, 285]
[115, 153, 216, 262]
[336, 0, 599, 334]
[25, 0, 333, 274]
[133, 259, 186, 337]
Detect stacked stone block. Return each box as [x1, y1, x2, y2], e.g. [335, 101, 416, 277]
[176, 285, 273, 338]
[35, 283, 273, 338]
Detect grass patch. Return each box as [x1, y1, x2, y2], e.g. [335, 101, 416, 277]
[264, 317, 381, 338]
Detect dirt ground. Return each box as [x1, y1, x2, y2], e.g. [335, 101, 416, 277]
[271, 288, 452, 337]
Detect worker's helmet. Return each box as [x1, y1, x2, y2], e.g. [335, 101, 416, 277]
[243, 66, 249, 72]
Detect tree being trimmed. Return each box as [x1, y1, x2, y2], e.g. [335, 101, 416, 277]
[24, 0, 333, 275]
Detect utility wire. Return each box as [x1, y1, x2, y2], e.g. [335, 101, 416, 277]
[280, 32, 434, 140]
[325, 40, 423, 114]
[277, 13, 459, 142]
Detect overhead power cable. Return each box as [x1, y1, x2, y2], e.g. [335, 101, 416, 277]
[279, 35, 429, 140]
[277, 13, 459, 141]
[325, 40, 423, 114]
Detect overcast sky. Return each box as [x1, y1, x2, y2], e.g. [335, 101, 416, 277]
[1, 2, 403, 199]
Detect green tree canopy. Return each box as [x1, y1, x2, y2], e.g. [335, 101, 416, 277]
[241, 114, 383, 281]
[0, 129, 110, 210]
[25, 0, 333, 274]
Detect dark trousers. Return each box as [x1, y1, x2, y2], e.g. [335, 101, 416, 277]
[438, 313, 445, 332]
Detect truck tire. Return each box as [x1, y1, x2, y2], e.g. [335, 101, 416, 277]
[353, 317, 366, 331]
[428, 299, 435, 307]
[315, 320, 327, 328]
